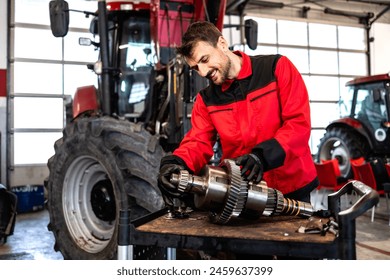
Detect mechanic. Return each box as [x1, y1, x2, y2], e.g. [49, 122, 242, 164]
[158, 21, 319, 206]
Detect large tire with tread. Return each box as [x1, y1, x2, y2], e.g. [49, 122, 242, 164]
[46, 116, 165, 259]
[317, 127, 369, 178]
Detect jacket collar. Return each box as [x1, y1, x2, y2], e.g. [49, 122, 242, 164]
[221, 51, 252, 92]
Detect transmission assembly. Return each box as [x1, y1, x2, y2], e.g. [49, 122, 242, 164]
[170, 159, 314, 224]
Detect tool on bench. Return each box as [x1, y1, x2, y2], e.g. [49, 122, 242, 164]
[170, 159, 315, 224]
[297, 216, 339, 236]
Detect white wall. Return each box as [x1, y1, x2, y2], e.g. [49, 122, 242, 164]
[0, 0, 7, 185]
[371, 22, 390, 75]
[0, 0, 6, 68]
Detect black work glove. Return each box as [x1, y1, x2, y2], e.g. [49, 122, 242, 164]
[158, 163, 185, 198]
[157, 155, 194, 207]
[235, 152, 264, 183]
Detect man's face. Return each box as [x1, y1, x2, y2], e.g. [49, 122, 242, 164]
[185, 38, 231, 85]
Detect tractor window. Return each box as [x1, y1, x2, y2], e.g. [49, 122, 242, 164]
[339, 87, 354, 117]
[354, 87, 387, 133]
[117, 14, 155, 119]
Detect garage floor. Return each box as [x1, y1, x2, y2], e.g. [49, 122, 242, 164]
[0, 193, 389, 260]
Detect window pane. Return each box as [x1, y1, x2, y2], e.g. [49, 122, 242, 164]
[310, 102, 339, 128]
[13, 97, 63, 129]
[245, 45, 277, 56]
[339, 86, 353, 119]
[14, 132, 62, 164]
[64, 32, 100, 62]
[309, 23, 337, 48]
[339, 52, 367, 76]
[310, 129, 326, 155]
[14, 62, 62, 94]
[279, 47, 309, 73]
[305, 76, 340, 101]
[278, 20, 307, 46]
[15, 0, 97, 27]
[309, 50, 338, 74]
[15, 0, 50, 24]
[223, 15, 241, 46]
[338, 26, 366, 50]
[64, 64, 98, 97]
[247, 16, 276, 44]
[354, 87, 387, 133]
[67, 0, 98, 28]
[338, 77, 353, 117]
[15, 27, 62, 60]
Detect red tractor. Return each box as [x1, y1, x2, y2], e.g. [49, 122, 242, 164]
[47, 0, 256, 259]
[317, 73, 390, 181]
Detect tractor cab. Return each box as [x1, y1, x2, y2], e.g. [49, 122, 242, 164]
[341, 73, 390, 149]
[318, 73, 390, 178]
[99, 7, 155, 120]
[72, 6, 157, 123]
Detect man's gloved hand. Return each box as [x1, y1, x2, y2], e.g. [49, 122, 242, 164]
[157, 155, 194, 207]
[158, 163, 185, 198]
[235, 152, 264, 183]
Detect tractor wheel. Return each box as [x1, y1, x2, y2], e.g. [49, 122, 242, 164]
[46, 116, 165, 259]
[317, 127, 369, 178]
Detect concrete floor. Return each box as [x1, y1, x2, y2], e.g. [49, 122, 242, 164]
[0, 209, 63, 260]
[348, 196, 390, 260]
[0, 194, 389, 260]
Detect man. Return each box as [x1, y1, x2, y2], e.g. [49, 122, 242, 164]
[158, 21, 318, 206]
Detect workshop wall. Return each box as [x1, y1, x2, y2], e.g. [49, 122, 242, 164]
[371, 22, 390, 74]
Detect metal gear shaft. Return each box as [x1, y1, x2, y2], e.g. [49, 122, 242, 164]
[170, 159, 314, 224]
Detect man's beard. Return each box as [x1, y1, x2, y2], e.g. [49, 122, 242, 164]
[207, 56, 231, 85]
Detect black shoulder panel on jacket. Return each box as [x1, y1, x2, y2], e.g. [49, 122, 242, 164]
[249, 54, 281, 90]
[200, 54, 282, 106]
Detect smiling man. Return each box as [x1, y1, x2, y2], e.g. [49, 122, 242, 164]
[184, 40, 236, 85]
[158, 21, 319, 206]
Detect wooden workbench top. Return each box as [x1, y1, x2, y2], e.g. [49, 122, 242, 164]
[135, 211, 335, 244]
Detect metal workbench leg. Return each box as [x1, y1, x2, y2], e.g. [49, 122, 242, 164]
[118, 244, 134, 260]
[118, 209, 131, 260]
[167, 248, 176, 260]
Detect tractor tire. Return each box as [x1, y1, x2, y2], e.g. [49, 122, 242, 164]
[317, 127, 369, 179]
[46, 116, 165, 259]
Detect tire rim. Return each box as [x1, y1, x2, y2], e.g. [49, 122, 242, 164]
[319, 137, 351, 176]
[63, 156, 116, 253]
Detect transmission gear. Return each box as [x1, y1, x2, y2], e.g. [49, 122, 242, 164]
[209, 159, 248, 224]
[170, 159, 314, 224]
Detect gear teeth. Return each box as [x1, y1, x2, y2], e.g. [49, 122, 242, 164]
[210, 159, 248, 224]
[234, 180, 248, 216]
[262, 188, 285, 216]
[177, 170, 190, 193]
[263, 188, 277, 216]
[273, 190, 285, 215]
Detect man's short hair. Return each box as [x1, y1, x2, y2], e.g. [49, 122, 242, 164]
[176, 21, 222, 58]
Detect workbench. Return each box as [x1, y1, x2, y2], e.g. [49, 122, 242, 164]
[121, 181, 379, 260]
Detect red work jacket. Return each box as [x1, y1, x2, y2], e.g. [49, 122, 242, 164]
[173, 52, 317, 194]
